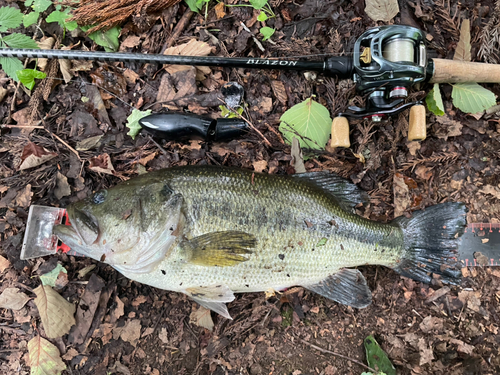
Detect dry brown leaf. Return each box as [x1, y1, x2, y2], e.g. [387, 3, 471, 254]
[291, 137, 306, 173]
[0, 86, 7, 102]
[36, 37, 56, 71]
[253, 160, 268, 173]
[435, 115, 463, 140]
[454, 19, 471, 62]
[62, 348, 79, 361]
[19, 143, 57, 170]
[393, 173, 411, 217]
[479, 185, 500, 199]
[54, 172, 71, 200]
[449, 339, 474, 355]
[89, 153, 115, 176]
[214, 2, 226, 19]
[365, 0, 399, 22]
[189, 305, 214, 331]
[123, 68, 140, 85]
[131, 295, 148, 307]
[76, 135, 103, 151]
[414, 165, 432, 180]
[110, 296, 124, 325]
[163, 39, 213, 77]
[0, 287, 31, 310]
[417, 338, 434, 365]
[406, 141, 421, 156]
[27, 335, 66, 375]
[119, 319, 142, 346]
[34, 285, 76, 338]
[14, 184, 33, 208]
[121, 35, 141, 49]
[158, 327, 169, 344]
[419, 316, 443, 333]
[0, 255, 10, 272]
[271, 80, 287, 105]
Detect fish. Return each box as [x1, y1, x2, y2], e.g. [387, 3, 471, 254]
[53, 165, 467, 319]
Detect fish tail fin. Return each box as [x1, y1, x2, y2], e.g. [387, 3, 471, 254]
[393, 202, 467, 284]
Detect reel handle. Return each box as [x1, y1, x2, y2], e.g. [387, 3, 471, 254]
[408, 105, 426, 141]
[330, 116, 351, 148]
[430, 58, 500, 83]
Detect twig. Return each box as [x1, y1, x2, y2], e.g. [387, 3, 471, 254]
[0, 124, 44, 129]
[240, 22, 265, 52]
[45, 129, 82, 161]
[295, 336, 377, 373]
[161, 8, 194, 52]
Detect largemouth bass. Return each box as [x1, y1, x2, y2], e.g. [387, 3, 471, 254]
[54, 166, 467, 318]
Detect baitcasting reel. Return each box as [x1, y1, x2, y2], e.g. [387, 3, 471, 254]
[331, 25, 428, 148]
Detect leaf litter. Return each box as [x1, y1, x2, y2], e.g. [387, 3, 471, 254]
[0, 1, 500, 375]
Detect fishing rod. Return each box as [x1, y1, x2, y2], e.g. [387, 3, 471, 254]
[2, 25, 500, 146]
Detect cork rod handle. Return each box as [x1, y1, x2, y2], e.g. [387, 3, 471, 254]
[430, 58, 500, 83]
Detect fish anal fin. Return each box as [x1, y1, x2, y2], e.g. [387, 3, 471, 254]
[185, 284, 235, 319]
[183, 231, 256, 267]
[304, 269, 372, 308]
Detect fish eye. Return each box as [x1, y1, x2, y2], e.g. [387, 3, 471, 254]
[92, 190, 108, 204]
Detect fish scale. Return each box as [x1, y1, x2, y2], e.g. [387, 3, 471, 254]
[54, 166, 467, 318]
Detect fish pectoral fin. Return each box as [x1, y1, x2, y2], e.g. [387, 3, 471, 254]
[182, 231, 256, 267]
[185, 285, 235, 319]
[304, 269, 372, 308]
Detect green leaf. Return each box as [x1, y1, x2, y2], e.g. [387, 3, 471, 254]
[364, 336, 396, 375]
[257, 11, 268, 22]
[0, 6, 23, 32]
[17, 68, 46, 90]
[126, 109, 152, 139]
[279, 97, 332, 150]
[0, 57, 24, 81]
[219, 105, 244, 118]
[39, 264, 67, 287]
[33, 0, 52, 12]
[23, 11, 40, 27]
[25, 0, 34, 7]
[425, 83, 445, 116]
[84, 25, 121, 52]
[451, 83, 497, 114]
[2, 33, 40, 49]
[250, 0, 268, 9]
[259, 26, 275, 41]
[316, 237, 328, 246]
[185, 0, 203, 12]
[46, 9, 77, 30]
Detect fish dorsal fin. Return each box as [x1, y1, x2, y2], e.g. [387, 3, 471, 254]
[303, 269, 372, 308]
[185, 285, 235, 319]
[182, 231, 256, 267]
[292, 172, 369, 212]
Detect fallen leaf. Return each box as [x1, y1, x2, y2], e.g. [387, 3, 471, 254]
[132, 295, 147, 307]
[479, 185, 500, 199]
[89, 153, 115, 176]
[454, 19, 471, 62]
[393, 173, 411, 217]
[62, 348, 79, 361]
[40, 264, 67, 287]
[123, 68, 140, 85]
[34, 284, 76, 338]
[271, 80, 287, 105]
[365, 0, 399, 22]
[0, 287, 31, 310]
[214, 2, 226, 18]
[163, 39, 213, 77]
[417, 338, 434, 366]
[54, 172, 71, 200]
[120, 319, 142, 346]
[252, 160, 268, 173]
[291, 137, 306, 173]
[449, 339, 474, 355]
[14, 184, 33, 208]
[190, 305, 214, 331]
[158, 327, 169, 344]
[110, 295, 125, 325]
[19, 142, 57, 170]
[0, 86, 7, 102]
[435, 115, 463, 140]
[28, 335, 66, 375]
[414, 165, 432, 180]
[76, 135, 103, 151]
[36, 37, 56, 71]
[0, 255, 10, 272]
[419, 316, 443, 333]
[121, 35, 141, 49]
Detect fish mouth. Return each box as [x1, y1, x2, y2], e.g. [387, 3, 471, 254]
[66, 205, 100, 246]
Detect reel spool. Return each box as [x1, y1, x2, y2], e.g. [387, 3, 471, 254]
[331, 26, 428, 148]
